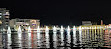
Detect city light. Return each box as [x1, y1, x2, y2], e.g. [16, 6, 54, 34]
[45, 26, 49, 32]
[60, 25, 64, 32]
[1, 7, 111, 48]
[37, 26, 40, 32]
[28, 26, 31, 32]
[7, 26, 11, 34]
[53, 26, 56, 32]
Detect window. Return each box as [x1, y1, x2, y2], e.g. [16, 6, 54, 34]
[5, 16, 9, 18]
[0, 20, 2, 24]
[5, 12, 9, 15]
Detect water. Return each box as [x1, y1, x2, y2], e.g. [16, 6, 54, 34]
[0, 29, 111, 49]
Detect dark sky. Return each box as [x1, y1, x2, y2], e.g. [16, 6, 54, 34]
[0, 0, 111, 25]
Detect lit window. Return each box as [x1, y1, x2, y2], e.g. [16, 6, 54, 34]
[5, 16, 9, 18]
[0, 20, 2, 24]
[3, 12, 10, 15]
[6, 12, 9, 15]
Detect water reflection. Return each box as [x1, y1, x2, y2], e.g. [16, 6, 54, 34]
[45, 31, 49, 48]
[37, 31, 41, 48]
[28, 31, 31, 48]
[67, 31, 71, 46]
[7, 26, 12, 49]
[53, 32, 57, 48]
[0, 33, 2, 49]
[0, 27, 111, 48]
[17, 26, 22, 48]
[31, 31, 37, 48]
[73, 26, 76, 47]
[61, 32, 64, 46]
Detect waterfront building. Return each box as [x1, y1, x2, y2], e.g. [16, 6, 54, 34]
[82, 21, 92, 26]
[9, 18, 40, 29]
[0, 8, 10, 31]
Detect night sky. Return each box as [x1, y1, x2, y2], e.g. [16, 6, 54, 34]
[0, 0, 111, 25]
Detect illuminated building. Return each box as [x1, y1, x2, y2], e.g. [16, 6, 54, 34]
[82, 21, 92, 25]
[0, 8, 10, 31]
[9, 18, 40, 29]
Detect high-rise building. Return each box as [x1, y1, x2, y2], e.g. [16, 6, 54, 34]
[0, 8, 10, 31]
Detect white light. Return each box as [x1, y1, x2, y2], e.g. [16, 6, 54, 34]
[37, 26, 40, 32]
[92, 27, 94, 29]
[67, 26, 70, 31]
[73, 26, 76, 31]
[28, 26, 31, 32]
[5, 12, 10, 15]
[95, 26, 96, 29]
[17, 26, 22, 41]
[79, 26, 82, 43]
[7, 26, 11, 34]
[3, 28, 6, 31]
[60, 26, 64, 32]
[45, 26, 49, 32]
[84, 27, 86, 29]
[79, 26, 82, 31]
[82, 27, 84, 29]
[86, 27, 89, 29]
[17, 26, 22, 33]
[53, 26, 56, 32]
[90, 27, 91, 29]
[45, 27, 49, 48]
[7, 26, 12, 48]
[60, 31, 64, 45]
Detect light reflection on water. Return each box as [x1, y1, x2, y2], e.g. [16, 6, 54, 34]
[45, 31, 49, 48]
[1, 29, 111, 49]
[53, 32, 57, 48]
[28, 32, 31, 48]
[61, 32, 64, 46]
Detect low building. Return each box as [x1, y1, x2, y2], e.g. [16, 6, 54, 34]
[9, 18, 40, 29]
[82, 21, 92, 25]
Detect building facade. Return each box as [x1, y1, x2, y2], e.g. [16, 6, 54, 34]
[82, 21, 92, 25]
[0, 8, 10, 31]
[9, 18, 40, 29]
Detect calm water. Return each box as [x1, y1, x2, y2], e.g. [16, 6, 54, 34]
[0, 29, 111, 49]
